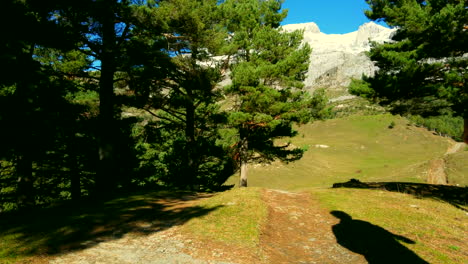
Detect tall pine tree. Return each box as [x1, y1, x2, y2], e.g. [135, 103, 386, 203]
[51, 0, 166, 195]
[353, 0, 468, 143]
[221, 0, 316, 187]
[156, 0, 226, 188]
[0, 0, 81, 207]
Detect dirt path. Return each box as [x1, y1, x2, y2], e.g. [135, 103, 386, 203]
[445, 142, 466, 155]
[259, 189, 365, 264]
[49, 228, 209, 264]
[427, 142, 466, 185]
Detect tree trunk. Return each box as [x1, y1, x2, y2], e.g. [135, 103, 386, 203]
[185, 97, 197, 188]
[96, 3, 117, 196]
[71, 161, 81, 201]
[463, 118, 468, 144]
[16, 154, 34, 208]
[15, 51, 35, 208]
[71, 174, 81, 201]
[239, 138, 248, 187]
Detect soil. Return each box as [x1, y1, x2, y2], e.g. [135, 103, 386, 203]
[427, 158, 447, 185]
[445, 142, 466, 155]
[259, 189, 365, 264]
[427, 142, 466, 185]
[41, 190, 364, 264]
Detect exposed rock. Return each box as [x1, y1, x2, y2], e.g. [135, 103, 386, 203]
[211, 22, 396, 94]
[314, 144, 330, 149]
[282, 22, 396, 90]
[281, 22, 321, 34]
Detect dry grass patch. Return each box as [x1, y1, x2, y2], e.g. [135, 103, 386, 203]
[181, 187, 267, 249]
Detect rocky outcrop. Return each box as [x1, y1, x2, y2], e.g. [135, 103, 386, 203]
[282, 22, 396, 90]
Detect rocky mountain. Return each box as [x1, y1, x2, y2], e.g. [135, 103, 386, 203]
[282, 22, 396, 90]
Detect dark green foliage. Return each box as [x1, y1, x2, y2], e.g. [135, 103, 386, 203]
[353, 0, 468, 144]
[408, 114, 464, 141]
[0, 0, 135, 209]
[220, 0, 327, 186]
[0, 0, 83, 206]
[349, 78, 374, 99]
[310, 88, 334, 120]
[128, 104, 234, 191]
[0, 0, 326, 211]
[126, 0, 234, 190]
[358, 0, 467, 132]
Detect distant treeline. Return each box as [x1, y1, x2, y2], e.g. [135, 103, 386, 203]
[408, 115, 464, 142]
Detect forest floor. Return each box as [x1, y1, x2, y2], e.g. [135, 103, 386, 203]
[39, 190, 365, 264]
[15, 184, 465, 264]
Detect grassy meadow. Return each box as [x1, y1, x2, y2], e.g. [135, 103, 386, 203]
[226, 114, 457, 189]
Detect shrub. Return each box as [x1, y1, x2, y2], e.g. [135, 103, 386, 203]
[408, 115, 464, 141]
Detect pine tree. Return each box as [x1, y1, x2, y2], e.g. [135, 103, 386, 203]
[221, 0, 315, 187]
[50, 0, 163, 195]
[0, 0, 80, 207]
[128, 0, 230, 189]
[355, 0, 468, 143]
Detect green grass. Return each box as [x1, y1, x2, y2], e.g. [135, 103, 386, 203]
[226, 114, 451, 190]
[445, 149, 468, 187]
[182, 187, 267, 249]
[314, 188, 467, 264]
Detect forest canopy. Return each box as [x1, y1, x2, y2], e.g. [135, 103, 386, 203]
[0, 0, 328, 212]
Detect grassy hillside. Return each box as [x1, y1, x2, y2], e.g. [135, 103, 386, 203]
[314, 188, 467, 264]
[226, 114, 454, 190]
[187, 116, 467, 263]
[2, 114, 466, 264]
[445, 149, 468, 186]
[171, 187, 467, 264]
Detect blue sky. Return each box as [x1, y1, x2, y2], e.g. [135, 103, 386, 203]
[281, 0, 384, 34]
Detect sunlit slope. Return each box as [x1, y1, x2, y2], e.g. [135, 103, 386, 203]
[445, 150, 468, 186]
[313, 188, 467, 264]
[226, 114, 452, 190]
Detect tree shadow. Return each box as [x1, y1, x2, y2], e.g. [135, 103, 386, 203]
[331, 210, 429, 264]
[333, 179, 468, 211]
[0, 191, 221, 257]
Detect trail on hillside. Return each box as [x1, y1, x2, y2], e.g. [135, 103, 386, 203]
[427, 142, 466, 185]
[259, 189, 365, 264]
[446, 142, 466, 155]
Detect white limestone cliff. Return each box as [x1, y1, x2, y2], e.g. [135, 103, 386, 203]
[282, 22, 396, 90]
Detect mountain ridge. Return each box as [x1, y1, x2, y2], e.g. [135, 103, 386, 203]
[282, 21, 396, 90]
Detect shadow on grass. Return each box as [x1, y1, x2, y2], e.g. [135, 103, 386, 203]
[332, 179, 468, 211]
[0, 191, 222, 258]
[331, 210, 429, 264]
